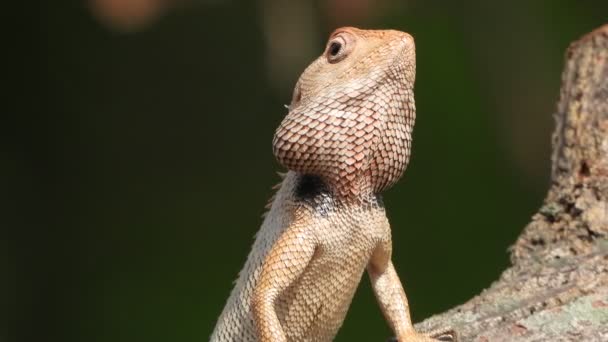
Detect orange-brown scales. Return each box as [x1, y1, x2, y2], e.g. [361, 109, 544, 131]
[273, 27, 415, 199]
[211, 27, 455, 342]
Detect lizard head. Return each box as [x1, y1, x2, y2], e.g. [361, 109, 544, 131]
[273, 27, 416, 199]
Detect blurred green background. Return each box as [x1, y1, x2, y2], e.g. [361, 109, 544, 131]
[19, 1, 607, 341]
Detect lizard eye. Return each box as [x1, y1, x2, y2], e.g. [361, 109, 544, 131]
[325, 32, 354, 63]
[329, 42, 342, 56]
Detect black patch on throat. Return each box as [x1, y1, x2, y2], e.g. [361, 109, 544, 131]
[374, 194, 385, 209]
[295, 174, 327, 200]
[295, 175, 333, 217]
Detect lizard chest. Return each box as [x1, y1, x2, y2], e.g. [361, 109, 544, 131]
[313, 207, 385, 264]
[274, 204, 389, 341]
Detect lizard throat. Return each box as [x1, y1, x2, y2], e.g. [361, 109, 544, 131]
[294, 173, 382, 206]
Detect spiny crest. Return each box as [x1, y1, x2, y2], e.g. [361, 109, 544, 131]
[261, 171, 287, 218]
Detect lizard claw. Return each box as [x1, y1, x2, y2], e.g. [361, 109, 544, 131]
[386, 327, 458, 342]
[429, 331, 457, 341]
[425, 327, 458, 342]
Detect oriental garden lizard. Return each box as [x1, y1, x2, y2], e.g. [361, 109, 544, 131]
[210, 27, 456, 342]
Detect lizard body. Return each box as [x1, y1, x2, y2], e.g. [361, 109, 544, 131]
[211, 27, 454, 342]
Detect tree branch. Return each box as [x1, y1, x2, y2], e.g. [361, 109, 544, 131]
[416, 24, 608, 342]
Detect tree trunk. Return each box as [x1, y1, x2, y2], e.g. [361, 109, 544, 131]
[416, 24, 608, 342]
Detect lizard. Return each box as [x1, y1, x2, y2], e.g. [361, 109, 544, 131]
[210, 27, 456, 342]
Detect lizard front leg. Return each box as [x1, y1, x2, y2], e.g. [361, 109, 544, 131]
[251, 224, 317, 342]
[368, 238, 456, 342]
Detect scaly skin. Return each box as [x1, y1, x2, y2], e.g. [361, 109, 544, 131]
[210, 27, 455, 342]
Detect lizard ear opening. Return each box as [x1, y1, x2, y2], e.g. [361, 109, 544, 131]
[290, 83, 302, 109]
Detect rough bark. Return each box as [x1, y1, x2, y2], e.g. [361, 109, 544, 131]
[416, 24, 608, 342]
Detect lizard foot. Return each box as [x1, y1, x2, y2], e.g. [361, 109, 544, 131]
[387, 327, 458, 342]
[425, 327, 457, 341]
